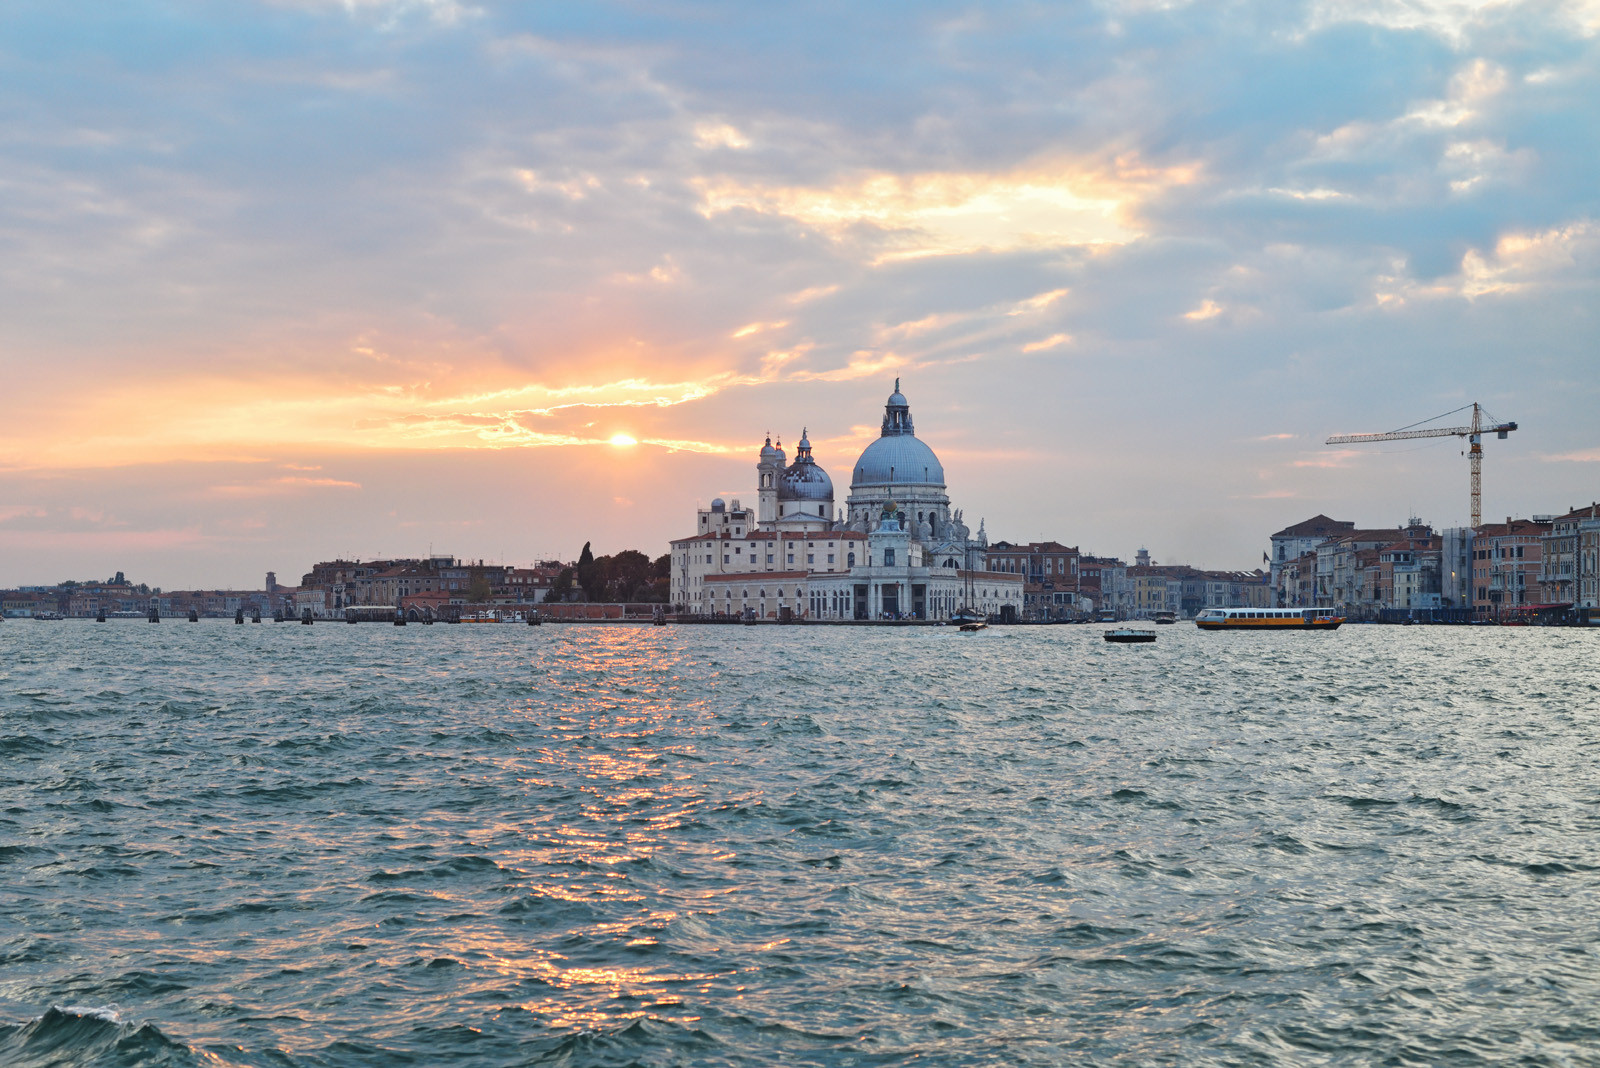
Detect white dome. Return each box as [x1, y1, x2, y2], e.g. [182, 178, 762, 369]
[850, 381, 945, 489]
[852, 434, 944, 487]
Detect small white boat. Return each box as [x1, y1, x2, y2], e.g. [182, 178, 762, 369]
[1104, 628, 1156, 643]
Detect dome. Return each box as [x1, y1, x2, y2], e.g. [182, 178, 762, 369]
[852, 434, 944, 487]
[759, 433, 781, 465]
[850, 380, 945, 488]
[710, 497, 726, 512]
[779, 462, 834, 501]
[778, 426, 834, 501]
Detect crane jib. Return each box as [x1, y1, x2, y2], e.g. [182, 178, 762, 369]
[1321, 403, 1516, 529]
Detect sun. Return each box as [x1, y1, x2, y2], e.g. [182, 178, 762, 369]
[608, 433, 639, 447]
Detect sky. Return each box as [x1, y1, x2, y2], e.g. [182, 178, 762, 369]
[1, 0, 1596, 589]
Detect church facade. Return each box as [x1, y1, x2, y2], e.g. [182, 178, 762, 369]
[669, 382, 1023, 621]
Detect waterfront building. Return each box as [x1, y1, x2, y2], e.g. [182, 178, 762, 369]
[1581, 520, 1600, 609]
[1315, 521, 1431, 613]
[985, 541, 1082, 619]
[1439, 527, 1474, 610]
[1472, 518, 1551, 618]
[1539, 503, 1600, 606]
[1269, 515, 1355, 592]
[1078, 555, 1126, 617]
[670, 382, 1023, 620]
[1277, 552, 1319, 608]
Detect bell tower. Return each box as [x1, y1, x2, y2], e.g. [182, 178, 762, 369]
[757, 432, 783, 529]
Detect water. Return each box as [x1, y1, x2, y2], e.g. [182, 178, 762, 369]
[2, 621, 1598, 1067]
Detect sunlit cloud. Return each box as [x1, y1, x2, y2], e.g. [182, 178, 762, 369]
[1008, 288, 1071, 315]
[1184, 299, 1224, 321]
[1304, 0, 1600, 42]
[1458, 218, 1599, 297]
[694, 157, 1193, 262]
[730, 320, 788, 339]
[789, 350, 909, 383]
[207, 476, 362, 497]
[1293, 450, 1363, 468]
[693, 121, 750, 150]
[1021, 333, 1072, 352]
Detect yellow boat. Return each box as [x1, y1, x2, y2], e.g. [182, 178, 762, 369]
[1195, 607, 1344, 631]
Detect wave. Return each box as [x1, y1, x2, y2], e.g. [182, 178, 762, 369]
[0, 1006, 218, 1068]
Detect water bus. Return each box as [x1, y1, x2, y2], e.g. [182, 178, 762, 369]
[1195, 607, 1344, 631]
[1104, 627, 1156, 643]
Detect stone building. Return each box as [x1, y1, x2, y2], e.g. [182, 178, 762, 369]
[670, 381, 1023, 620]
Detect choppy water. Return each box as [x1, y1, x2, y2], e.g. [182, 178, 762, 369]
[2, 621, 1598, 1067]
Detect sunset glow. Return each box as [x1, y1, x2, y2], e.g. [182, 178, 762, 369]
[0, 2, 1593, 588]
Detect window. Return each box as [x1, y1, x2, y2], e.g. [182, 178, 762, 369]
[828, 554, 835, 564]
[807, 554, 814, 564]
[724, 555, 729, 564]
[885, 548, 896, 566]
[766, 554, 773, 564]
[787, 554, 794, 564]
[848, 552, 856, 567]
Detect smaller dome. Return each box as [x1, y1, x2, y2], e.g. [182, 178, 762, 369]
[778, 426, 833, 502]
[778, 463, 834, 502]
[710, 497, 726, 512]
[759, 433, 781, 464]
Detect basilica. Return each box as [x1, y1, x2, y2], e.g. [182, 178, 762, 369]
[668, 382, 1024, 621]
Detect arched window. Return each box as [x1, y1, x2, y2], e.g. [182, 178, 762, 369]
[847, 552, 855, 567]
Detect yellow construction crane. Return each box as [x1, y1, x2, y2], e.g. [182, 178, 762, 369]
[1326, 403, 1517, 529]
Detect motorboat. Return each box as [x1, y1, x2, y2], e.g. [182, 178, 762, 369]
[1104, 628, 1156, 643]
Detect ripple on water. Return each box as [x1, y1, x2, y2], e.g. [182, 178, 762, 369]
[1, 622, 1599, 1066]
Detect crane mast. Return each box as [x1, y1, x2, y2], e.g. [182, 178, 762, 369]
[1325, 403, 1517, 529]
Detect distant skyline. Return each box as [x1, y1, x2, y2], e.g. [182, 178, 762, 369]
[2, 1, 1596, 589]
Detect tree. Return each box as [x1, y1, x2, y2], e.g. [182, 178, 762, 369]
[544, 568, 573, 603]
[576, 542, 600, 601]
[607, 550, 653, 601]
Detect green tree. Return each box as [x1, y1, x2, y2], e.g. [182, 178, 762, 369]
[544, 568, 573, 603]
[468, 573, 492, 603]
[576, 542, 601, 601]
[607, 550, 653, 601]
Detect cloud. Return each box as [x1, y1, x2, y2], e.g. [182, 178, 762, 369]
[1458, 219, 1600, 297]
[1021, 333, 1072, 352]
[1, 0, 1596, 585]
[207, 476, 362, 497]
[693, 156, 1192, 261]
